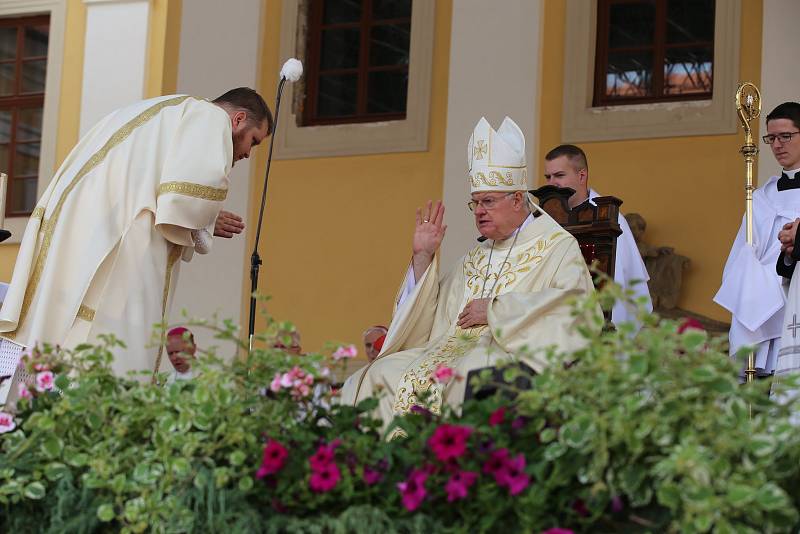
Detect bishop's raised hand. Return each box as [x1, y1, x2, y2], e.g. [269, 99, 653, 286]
[411, 200, 447, 281]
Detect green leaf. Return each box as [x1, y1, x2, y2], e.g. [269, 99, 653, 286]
[54, 374, 70, 390]
[656, 483, 682, 509]
[229, 450, 246, 466]
[40, 436, 63, 459]
[97, 503, 115, 522]
[44, 462, 69, 481]
[67, 453, 89, 467]
[543, 442, 566, 461]
[748, 435, 776, 458]
[238, 476, 254, 491]
[172, 458, 191, 477]
[561, 415, 595, 448]
[23, 481, 46, 500]
[726, 483, 756, 506]
[538, 427, 556, 443]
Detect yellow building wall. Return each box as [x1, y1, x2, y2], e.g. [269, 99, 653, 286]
[246, 0, 453, 353]
[0, 0, 88, 281]
[538, 0, 763, 322]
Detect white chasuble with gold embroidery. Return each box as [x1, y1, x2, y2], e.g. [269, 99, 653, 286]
[340, 212, 597, 424]
[0, 95, 232, 378]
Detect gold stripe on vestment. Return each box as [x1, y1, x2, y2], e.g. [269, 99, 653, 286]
[76, 304, 95, 322]
[9, 96, 191, 338]
[31, 206, 45, 219]
[151, 243, 183, 383]
[158, 181, 227, 202]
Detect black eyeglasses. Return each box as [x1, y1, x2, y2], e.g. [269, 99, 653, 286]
[763, 131, 800, 145]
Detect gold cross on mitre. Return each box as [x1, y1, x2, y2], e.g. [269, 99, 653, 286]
[473, 139, 487, 160]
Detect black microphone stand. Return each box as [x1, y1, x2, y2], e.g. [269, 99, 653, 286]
[248, 77, 287, 350]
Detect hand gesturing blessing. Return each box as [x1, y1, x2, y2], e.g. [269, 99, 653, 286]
[411, 200, 447, 281]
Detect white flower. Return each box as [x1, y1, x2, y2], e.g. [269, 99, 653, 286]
[35, 370, 55, 392]
[332, 344, 358, 361]
[280, 58, 303, 82]
[0, 412, 15, 434]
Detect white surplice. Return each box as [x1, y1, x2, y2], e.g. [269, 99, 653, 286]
[714, 175, 800, 376]
[0, 95, 232, 379]
[588, 189, 652, 327]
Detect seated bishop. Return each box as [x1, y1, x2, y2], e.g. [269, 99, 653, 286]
[340, 117, 598, 425]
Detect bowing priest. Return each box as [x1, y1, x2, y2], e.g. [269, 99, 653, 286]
[0, 87, 271, 381]
[341, 117, 597, 425]
[715, 102, 800, 379]
[543, 144, 652, 327]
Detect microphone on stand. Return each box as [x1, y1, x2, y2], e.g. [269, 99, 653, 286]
[248, 58, 303, 351]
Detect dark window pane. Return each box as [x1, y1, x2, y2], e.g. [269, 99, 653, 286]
[17, 107, 42, 142]
[373, 0, 411, 20]
[0, 111, 10, 143]
[370, 24, 410, 66]
[9, 176, 36, 213]
[317, 74, 358, 117]
[664, 46, 713, 95]
[0, 63, 14, 96]
[14, 142, 39, 176]
[667, 0, 714, 44]
[605, 51, 653, 98]
[320, 28, 361, 70]
[0, 28, 15, 60]
[23, 25, 48, 57]
[21, 59, 46, 93]
[0, 144, 8, 170]
[367, 70, 408, 113]
[323, 0, 361, 24]
[609, 1, 655, 48]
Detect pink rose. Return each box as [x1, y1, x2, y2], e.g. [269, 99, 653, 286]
[332, 344, 358, 360]
[0, 412, 15, 434]
[432, 364, 454, 384]
[35, 370, 54, 392]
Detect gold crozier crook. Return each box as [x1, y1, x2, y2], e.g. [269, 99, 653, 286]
[735, 82, 762, 387]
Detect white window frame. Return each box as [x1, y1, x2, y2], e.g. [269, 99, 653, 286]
[0, 0, 65, 244]
[561, 0, 741, 143]
[273, 0, 435, 159]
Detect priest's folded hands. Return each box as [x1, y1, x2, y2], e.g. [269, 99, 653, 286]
[778, 217, 799, 254]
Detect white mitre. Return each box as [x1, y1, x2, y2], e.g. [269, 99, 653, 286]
[467, 116, 529, 193]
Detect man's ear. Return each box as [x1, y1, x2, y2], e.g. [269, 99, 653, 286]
[232, 110, 247, 130]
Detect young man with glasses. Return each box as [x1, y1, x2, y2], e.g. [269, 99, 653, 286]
[340, 117, 597, 428]
[543, 144, 652, 329]
[715, 102, 800, 381]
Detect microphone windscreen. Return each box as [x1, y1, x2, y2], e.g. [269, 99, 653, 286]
[477, 236, 488, 242]
[280, 58, 303, 82]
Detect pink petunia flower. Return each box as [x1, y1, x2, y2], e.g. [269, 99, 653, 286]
[309, 441, 340, 470]
[332, 344, 358, 360]
[488, 406, 506, 426]
[496, 453, 530, 495]
[0, 412, 15, 434]
[35, 370, 54, 392]
[541, 529, 574, 534]
[17, 383, 32, 399]
[270, 373, 283, 392]
[309, 462, 341, 492]
[482, 448, 510, 475]
[432, 364, 454, 384]
[256, 439, 289, 479]
[397, 469, 428, 511]
[428, 424, 473, 462]
[362, 466, 383, 485]
[445, 470, 478, 502]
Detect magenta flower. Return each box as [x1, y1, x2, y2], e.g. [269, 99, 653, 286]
[445, 470, 478, 502]
[541, 529, 574, 534]
[362, 466, 383, 485]
[309, 461, 341, 492]
[256, 439, 289, 479]
[397, 469, 428, 511]
[428, 424, 473, 462]
[0, 412, 15, 434]
[309, 443, 337, 470]
[35, 370, 54, 392]
[332, 344, 358, 360]
[489, 406, 506, 426]
[482, 448, 510, 475]
[496, 453, 530, 495]
[432, 364, 454, 384]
